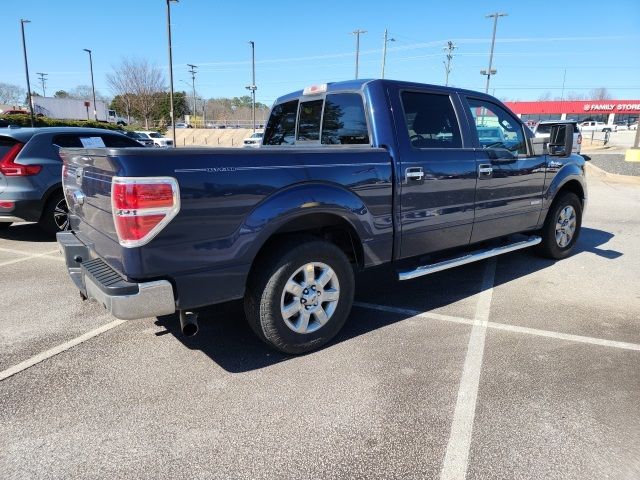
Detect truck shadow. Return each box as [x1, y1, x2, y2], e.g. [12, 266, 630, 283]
[155, 227, 621, 373]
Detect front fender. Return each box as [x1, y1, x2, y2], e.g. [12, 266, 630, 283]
[239, 182, 387, 267]
[544, 161, 587, 210]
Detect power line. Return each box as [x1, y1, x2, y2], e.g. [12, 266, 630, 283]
[443, 41, 457, 86]
[36, 72, 47, 97]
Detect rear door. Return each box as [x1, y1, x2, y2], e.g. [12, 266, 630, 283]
[461, 96, 546, 243]
[389, 87, 477, 259]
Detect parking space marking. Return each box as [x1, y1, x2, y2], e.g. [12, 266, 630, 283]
[0, 249, 63, 267]
[487, 321, 640, 351]
[0, 319, 125, 382]
[440, 258, 496, 480]
[355, 300, 640, 352]
[353, 302, 476, 327]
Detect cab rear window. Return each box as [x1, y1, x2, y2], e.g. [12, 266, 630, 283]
[264, 93, 370, 146]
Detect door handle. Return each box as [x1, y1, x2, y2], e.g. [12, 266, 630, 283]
[478, 164, 493, 177]
[406, 167, 425, 181]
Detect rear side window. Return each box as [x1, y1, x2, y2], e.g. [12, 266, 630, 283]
[0, 136, 20, 157]
[321, 93, 369, 145]
[401, 92, 462, 149]
[52, 135, 82, 148]
[297, 100, 323, 141]
[101, 134, 145, 147]
[263, 100, 299, 145]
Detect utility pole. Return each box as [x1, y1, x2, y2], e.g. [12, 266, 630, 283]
[36, 72, 48, 97]
[381, 29, 395, 79]
[443, 41, 457, 86]
[83, 49, 98, 120]
[166, 0, 178, 147]
[352, 29, 367, 79]
[20, 19, 35, 127]
[187, 64, 197, 126]
[481, 12, 507, 93]
[246, 41, 257, 132]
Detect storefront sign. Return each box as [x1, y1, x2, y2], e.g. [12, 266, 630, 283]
[583, 103, 640, 112]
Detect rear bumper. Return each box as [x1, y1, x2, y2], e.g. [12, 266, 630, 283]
[57, 231, 176, 320]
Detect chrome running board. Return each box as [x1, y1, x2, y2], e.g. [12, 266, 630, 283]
[398, 236, 542, 281]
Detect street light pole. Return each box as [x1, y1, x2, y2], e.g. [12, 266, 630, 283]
[20, 19, 35, 127]
[166, 0, 178, 147]
[482, 12, 507, 94]
[381, 29, 395, 79]
[36, 72, 48, 97]
[351, 29, 367, 79]
[247, 41, 256, 133]
[187, 64, 197, 126]
[83, 49, 98, 120]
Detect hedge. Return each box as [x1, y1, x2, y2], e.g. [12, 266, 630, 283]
[0, 114, 130, 131]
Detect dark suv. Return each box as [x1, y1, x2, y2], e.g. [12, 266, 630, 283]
[0, 127, 144, 234]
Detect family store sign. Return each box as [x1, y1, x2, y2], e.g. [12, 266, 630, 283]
[583, 103, 640, 112]
[505, 100, 640, 115]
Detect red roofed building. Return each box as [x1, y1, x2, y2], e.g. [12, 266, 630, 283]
[504, 99, 640, 126]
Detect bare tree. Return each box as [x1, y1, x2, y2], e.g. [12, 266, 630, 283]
[0, 82, 26, 105]
[67, 85, 109, 104]
[589, 87, 612, 100]
[537, 91, 552, 101]
[107, 58, 165, 129]
[565, 91, 586, 101]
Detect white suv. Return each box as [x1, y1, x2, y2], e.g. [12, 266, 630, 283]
[532, 121, 582, 154]
[135, 131, 174, 147]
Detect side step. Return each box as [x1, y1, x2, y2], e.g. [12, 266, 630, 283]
[398, 236, 541, 281]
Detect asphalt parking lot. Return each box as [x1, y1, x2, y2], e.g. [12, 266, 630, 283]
[1, 172, 639, 480]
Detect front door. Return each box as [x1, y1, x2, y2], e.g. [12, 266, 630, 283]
[393, 89, 478, 259]
[462, 97, 546, 243]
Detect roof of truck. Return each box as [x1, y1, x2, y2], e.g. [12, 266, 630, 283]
[273, 79, 493, 105]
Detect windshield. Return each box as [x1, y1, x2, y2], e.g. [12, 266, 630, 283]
[149, 132, 162, 138]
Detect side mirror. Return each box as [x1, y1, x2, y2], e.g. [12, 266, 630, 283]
[548, 124, 573, 157]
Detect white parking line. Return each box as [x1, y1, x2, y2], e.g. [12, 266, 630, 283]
[353, 302, 476, 327]
[440, 258, 496, 480]
[354, 298, 640, 351]
[0, 249, 63, 267]
[0, 319, 125, 382]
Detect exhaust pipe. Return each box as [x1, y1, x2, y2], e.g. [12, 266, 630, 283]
[179, 310, 199, 337]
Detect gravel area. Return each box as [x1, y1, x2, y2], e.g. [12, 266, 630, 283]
[586, 153, 640, 177]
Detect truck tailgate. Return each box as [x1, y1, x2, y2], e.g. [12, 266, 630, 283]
[60, 148, 128, 275]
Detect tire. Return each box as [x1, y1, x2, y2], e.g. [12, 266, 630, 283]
[0, 222, 11, 230]
[535, 192, 582, 259]
[38, 192, 69, 235]
[244, 237, 355, 354]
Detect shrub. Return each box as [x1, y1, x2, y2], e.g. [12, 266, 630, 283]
[0, 114, 131, 131]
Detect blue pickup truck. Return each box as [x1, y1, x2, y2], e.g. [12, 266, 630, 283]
[57, 79, 586, 353]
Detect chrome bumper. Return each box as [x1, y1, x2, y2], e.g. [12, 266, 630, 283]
[57, 231, 176, 320]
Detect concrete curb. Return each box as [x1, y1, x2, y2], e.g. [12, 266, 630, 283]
[585, 162, 640, 185]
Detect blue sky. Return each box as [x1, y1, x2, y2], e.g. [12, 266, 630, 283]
[3, 0, 640, 106]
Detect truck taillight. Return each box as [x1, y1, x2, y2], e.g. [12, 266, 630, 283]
[111, 177, 180, 247]
[577, 133, 582, 145]
[0, 142, 42, 176]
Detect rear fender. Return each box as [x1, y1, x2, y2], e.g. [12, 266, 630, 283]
[241, 182, 376, 265]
